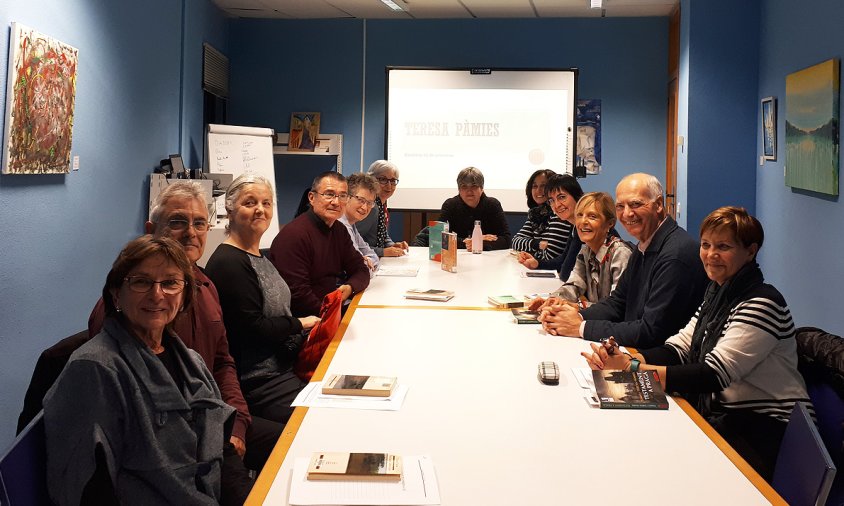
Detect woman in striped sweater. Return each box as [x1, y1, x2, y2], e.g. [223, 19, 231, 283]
[511, 169, 571, 261]
[581, 206, 811, 481]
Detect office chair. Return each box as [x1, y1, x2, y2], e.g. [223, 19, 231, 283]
[773, 402, 837, 506]
[796, 327, 844, 505]
[0, 412, 50, 506]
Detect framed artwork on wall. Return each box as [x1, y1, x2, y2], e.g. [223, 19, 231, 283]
[785, 58, 839, 196]
[288, 112, 320, 152]
[761, 96, 776, 161]
[2, 22, 79, 174]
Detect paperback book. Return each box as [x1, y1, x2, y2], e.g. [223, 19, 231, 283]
[511, 308, 541, 324]
[321, 374, 397, 397]
[592, 370, 668, 410]
[428, 221, 447, 261]
[404, 288, 454, 302]
[441, 231, 457, 273]
[306, 452, 402, 482]
[488, 295, 526, 308]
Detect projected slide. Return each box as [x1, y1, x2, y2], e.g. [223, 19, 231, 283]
[386, 68, 576, 212]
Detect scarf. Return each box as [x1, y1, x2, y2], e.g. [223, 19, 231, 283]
[527, 202, 553, 236]
[375, 196, 388, 248]
[685, 261, 764, 417]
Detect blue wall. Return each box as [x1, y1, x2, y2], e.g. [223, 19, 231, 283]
[0, 0, 227, 450]
[227, 17, 670, 235]
[755, 0, 844, 335]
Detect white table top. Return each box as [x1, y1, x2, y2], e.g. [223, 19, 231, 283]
[360, 247, 563, 307]
[257, 307, 773, 505]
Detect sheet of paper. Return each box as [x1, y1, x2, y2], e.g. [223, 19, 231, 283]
[292, 381, 409, 411]
[572, 367, 600, 407]
[288, 455, 441, 505]
[377, 265, 420, 277]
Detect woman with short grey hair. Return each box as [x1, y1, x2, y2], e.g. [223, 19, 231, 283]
[357, 159, 409, 256]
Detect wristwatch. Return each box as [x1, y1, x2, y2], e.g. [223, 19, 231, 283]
[623, 352, 640, 372]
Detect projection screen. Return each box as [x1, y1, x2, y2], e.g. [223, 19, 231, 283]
[385, 67, 577, 212]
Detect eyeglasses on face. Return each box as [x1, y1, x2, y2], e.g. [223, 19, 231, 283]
[351, 195, 375, 208]
[377, 178, 399, 186]
[123, 276, 187, 295]
[314, 191, 350, 203]
[165, 218, 209, 232]
[547, 193, 570, 204]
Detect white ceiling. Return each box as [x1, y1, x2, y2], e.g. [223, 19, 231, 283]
[212, 0, 678, 19]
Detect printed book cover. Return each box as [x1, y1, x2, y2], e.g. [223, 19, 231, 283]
[511, 308, 541, 324]
[489, 295, 526, 308]
[441, 231, 457, 273]
[404, 288, 454, 302]
[321, 374, 397, 397]
[428, 221, 446, 261]
[592, 370, 668, 410]
[307, 452, 402, 481]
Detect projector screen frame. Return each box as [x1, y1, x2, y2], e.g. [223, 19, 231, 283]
[384, 66, 579, 212]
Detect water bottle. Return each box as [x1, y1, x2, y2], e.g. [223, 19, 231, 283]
[471, 220, 483, 254]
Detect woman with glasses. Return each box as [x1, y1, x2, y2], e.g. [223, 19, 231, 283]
[44, 235, 233, 505]
[517, 174, 585, 280]
[338, 173, 380, 276]
[511, 169, 573, 262]
[205, 174, 320, 425]
[357, 159, 409, 257]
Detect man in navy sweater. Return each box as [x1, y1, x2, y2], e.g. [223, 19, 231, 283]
[539, 172, 707, 348]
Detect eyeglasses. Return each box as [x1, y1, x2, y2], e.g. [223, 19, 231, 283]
[165, 218, 209, 232]
[315, 191, 350, 203]
[351, 195, 375, 208]
[547, 193, 571, 204]
[377, 178, 399, 186]
[123, 276, 187, 295]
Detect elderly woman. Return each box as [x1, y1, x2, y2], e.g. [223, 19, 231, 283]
[339, 173, 380, 276]
[531, 192, 632, 309]
[44, 235, 233, 505]
[205, 174, 320, 425]
[511, 169, 573, 262]
[357, 159, 409, 257]
[581, 206, 811, 480]
[517, 174, 584, 279]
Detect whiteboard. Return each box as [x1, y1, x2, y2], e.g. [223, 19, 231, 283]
[205, 124, 278, 249]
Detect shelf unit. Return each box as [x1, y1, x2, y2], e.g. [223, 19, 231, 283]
[273, 133, 343, 171]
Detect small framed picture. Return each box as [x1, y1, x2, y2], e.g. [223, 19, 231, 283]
[761, 97, 776, 161]
[288, 112, 320, 152]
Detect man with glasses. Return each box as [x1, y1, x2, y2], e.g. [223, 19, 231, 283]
[357, 160, 409, 257]
[88, 181, 274, 504]
[338, 173, 380, 276]
[438, 166, 511, 250]
[270, 171, 370, 316]
[539, 172, 707, 348]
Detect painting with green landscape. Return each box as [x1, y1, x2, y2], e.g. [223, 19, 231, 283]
[785, 58, 839, 196]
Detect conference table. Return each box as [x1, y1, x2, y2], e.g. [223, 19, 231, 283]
[246, 248, 785, 505]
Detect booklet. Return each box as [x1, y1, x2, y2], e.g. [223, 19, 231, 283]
[404, 288, 454, 302]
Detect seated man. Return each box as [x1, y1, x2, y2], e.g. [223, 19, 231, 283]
[270, 171, 370, 316]
[339, 173, 380, 277]
[88, 182, 279, 503]
[438, 166, 511, 250]
[539, 173, 707, 348]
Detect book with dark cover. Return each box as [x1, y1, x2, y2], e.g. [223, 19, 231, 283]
[489, 295, 525, 308]
[307, 452, 402, 481]
[512, 308, 540, 324]
[321, 374, 396, 397]
[592, 370, 669, 410]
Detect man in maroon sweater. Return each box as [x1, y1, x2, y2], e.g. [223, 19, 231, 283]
[270, 171, 370, 316]
[88, 182, 278, 503]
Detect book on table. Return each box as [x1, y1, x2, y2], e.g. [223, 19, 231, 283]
[488, 295, 526, 308]
[441, 231, 457, 273]
[404, 288, 454, 302]
[321, 374, 397, 397]
[592, 370, 669, 409]
[511, 308, 541, 324]
[306, 452, 403, 482]
[428, 221, 447, 261]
